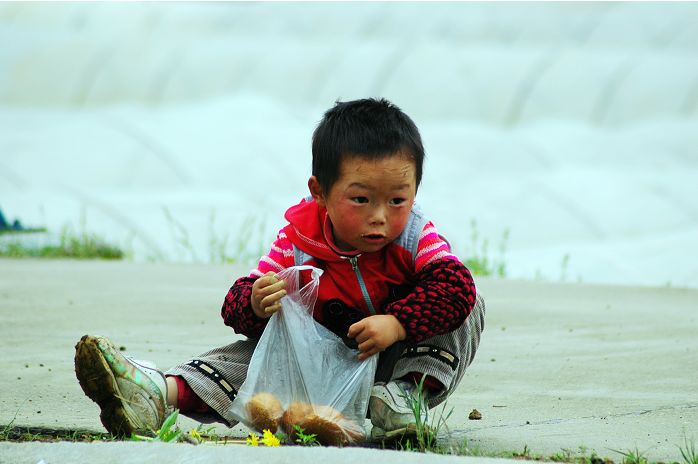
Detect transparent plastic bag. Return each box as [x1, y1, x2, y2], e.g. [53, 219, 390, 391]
[229, 265, 378, 446]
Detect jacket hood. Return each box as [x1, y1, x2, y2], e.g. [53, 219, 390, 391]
[283, 197, 361, 262]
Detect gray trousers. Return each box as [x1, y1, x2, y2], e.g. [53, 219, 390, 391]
[166, 294, 485, 426]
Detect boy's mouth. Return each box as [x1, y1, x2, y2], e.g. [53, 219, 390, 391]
[362, 233, 385, 242]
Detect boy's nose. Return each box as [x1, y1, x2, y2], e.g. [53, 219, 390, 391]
[368, 205, 387, 225]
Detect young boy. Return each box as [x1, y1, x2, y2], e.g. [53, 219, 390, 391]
[74, 98, 485, 442]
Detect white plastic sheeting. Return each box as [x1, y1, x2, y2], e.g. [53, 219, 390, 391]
[1, 2, 696, 288]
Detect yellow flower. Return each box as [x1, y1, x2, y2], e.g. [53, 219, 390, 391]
[189, 429, 202, 442]
[261, 429, 281, 447]
[246, 433, 259, 447]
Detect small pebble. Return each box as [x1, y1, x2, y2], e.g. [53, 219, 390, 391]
[119, 346, 126, 351]
[39, 363, 44, 367]
[468, 409, 482, 420]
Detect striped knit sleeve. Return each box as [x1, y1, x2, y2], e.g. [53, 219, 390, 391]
[220, 230, 295, 339]
[383, 220, 476, 343]
[414, 221, 459, 272]
[248, 230, 296, 278]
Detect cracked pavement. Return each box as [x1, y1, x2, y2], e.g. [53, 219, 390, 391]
[1, 259, 696, 462]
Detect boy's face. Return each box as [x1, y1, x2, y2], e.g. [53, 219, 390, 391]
[309, 152, 417, 253]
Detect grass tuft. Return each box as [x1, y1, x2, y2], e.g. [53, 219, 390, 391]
[610, 447, 649, 464]
[388, 375, 453, 453]
[163, 207, 198, 261]
[459, 219, 509, 278]
[292, 425, 320, 446]
[0, 425, 116, 443]
[679, 433, 698, 464]
[0, 226, 123, 260]
[130, 409, 183, 443]
[172, 209, 269, 265]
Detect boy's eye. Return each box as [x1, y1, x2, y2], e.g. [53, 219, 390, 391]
[351, 197, 369, 204]
[389, 198, 406, 205]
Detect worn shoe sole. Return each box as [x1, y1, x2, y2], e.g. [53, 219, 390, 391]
[74, 335, 143, 437]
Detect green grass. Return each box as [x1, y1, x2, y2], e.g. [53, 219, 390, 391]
[0, 210, 514, 271]
[166, 209, 269, 266]
[610, 447, 649, 464]
[451, 444, 615, 463]
[380, 375, 459, 454]
[129, 409, 183, 443]
[380, 379, 691, 464]
[679, 433, 698, 464]
[126, 410, 247, 446]
[0, 227, 47, 235]
[163, 207, 198, 262]
[292, 425, 320, 446]
[0, 226, 123, 260]
[459, 219, 509, 278]
[393, 375, 451, 452]
[2, 418, 696, 463]
[206, 211, 269, 266]
[0, 425, 116, 443]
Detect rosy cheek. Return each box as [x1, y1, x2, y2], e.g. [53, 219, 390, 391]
[390, 211, 411, 234]
[335, 205, 362, 229]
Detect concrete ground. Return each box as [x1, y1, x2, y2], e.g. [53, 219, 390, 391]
[1, 259, 696, 463]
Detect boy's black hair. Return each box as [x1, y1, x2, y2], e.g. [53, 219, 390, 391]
[312, 98, 425, 193]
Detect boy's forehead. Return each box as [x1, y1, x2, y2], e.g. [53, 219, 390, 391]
[339, 151, 416, 172]
[336, 153, 417, 189]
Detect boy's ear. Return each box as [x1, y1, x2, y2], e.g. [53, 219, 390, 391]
[308, 176, 326, 208]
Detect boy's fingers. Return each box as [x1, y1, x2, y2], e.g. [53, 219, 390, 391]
[357, 339, 375, 353]
[255, 282, 286, 303]
[358, 348, 378, 361]
[258, 272, 278, 286]
[265, 272, 287, 287]
[259, 272, 277, 287]
[258, 278, 287, 296]
[265, 302, 282, 314]
[346, 321, 363, 338]
[260, 290, 286, 308]
[355, 332, 371, 345]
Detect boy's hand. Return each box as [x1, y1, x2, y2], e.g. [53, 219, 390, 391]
[251, 272, 287, 318]
[347, 315, 407, 361]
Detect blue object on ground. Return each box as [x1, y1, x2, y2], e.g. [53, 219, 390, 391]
[0, 208, 25, 231]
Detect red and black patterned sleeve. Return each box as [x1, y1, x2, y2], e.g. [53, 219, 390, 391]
[220, 276, 269, 339]
[220, 229, 296, 339]
[383, 258, 476, 343]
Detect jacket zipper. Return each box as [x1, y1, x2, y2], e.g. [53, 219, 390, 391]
[348, 256, 376, 315]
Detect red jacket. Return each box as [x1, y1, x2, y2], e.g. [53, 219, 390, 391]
[222, 199, 476, 344]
